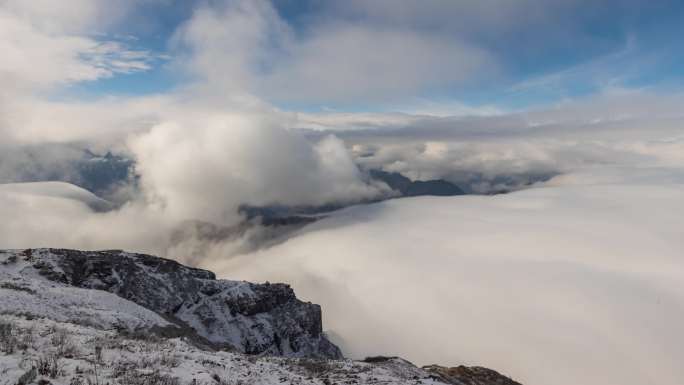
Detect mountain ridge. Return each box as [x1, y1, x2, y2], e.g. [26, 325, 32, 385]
[0, 248, 522, 385]
[9, 248, 341, 359]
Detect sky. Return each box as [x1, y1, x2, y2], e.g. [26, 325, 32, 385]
[18, 0, 684, 112]
[2, 2, 684, 385]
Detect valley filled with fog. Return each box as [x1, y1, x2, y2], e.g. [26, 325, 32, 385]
[1, 1, 684, 385]
[3, 112, 683, 385]
[218, 177, 684, 385]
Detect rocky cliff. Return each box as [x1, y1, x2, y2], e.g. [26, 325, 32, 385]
[2, 248, 341, 359]
[0, 248, 522, 385]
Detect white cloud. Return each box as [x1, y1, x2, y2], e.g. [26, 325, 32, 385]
[209, 172, 684, 385]
[171, 0, 493, 104]
[0, 0, 388, 227]
[170, 0, 289, 96]
[296, 91, 684, 192]
[260, 23, 492, 103]
[325, 0, 586, 33]
[294, 112, 423, 132]
[0, 182, 171, 254]
[128, 108, 386, 225]
[0, 0, 161, 146]
[2, 0, 126, 34]
[0, 1, 154, 94]
[1, 4, 683, 385]
[1, 95, 165, 145]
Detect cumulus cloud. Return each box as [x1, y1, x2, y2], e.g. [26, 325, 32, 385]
[129, 108, 386, 225]
[170, 0, 289, 96]
[0, 0, 164, 146]
[0, 0, 387, 222]
[0, 97, 388, 253]
[0, 0, 391, 254]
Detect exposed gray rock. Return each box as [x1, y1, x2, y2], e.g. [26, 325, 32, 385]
[20, 248, 342, 359]
[368, 169, 465, 197]
[1, 249, 523, 384]
[0, 314, 525, 385]
[422, 364, 523, 385]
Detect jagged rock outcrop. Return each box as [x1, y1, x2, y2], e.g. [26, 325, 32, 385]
[9, 248, 342, 359]
[369, 169, 465, 197]
[422, 365, 523, 385]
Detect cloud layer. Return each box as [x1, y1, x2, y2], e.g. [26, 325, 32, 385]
[1, 3, 684, 385]
[212, 173, 684, 385]
[296, 90, 684, 192]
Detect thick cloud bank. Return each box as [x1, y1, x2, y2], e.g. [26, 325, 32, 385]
[212, 170, 684, 385]
[129, 111, 384, 225]
[1, 2, 684, 384]
[301, 91, 684, 193]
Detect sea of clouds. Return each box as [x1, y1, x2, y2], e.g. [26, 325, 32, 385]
[1, 1, 684, 385]
[212, 172, 684, 385]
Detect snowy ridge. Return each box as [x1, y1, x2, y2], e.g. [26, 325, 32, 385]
[0, 250, 170, 331]
[1, 248, 340, 359]
[0, 248, 522, 385]
[0, 314, 458, 385]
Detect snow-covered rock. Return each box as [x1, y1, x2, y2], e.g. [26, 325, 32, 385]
[0, 314, 460, 385]
[422, 364, 522, 385]
[0, 249, 521, 385]
[0, 250, 170, 331]
[0, 248, 341, 359]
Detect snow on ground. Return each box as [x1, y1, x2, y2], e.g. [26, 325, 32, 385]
[0, 314, 448, 385]
[0, 249, 460, 384]
[0, 250, 170, 332]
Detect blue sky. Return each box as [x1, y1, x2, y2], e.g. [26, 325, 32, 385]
[71, 0, 684, 113]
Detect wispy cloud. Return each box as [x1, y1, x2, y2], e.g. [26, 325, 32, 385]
[0, 3, 159, 93]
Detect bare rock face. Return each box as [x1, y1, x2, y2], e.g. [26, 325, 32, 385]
[422, 365, 522, 385]
[22, 248, 342, 359]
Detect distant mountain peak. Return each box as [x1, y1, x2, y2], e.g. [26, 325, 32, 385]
[368, 169, 465, 197]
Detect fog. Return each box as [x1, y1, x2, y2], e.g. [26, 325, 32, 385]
[2, 1, 684, 385]
[129, 110, 385, 225]
[210, 169, 684, 385]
